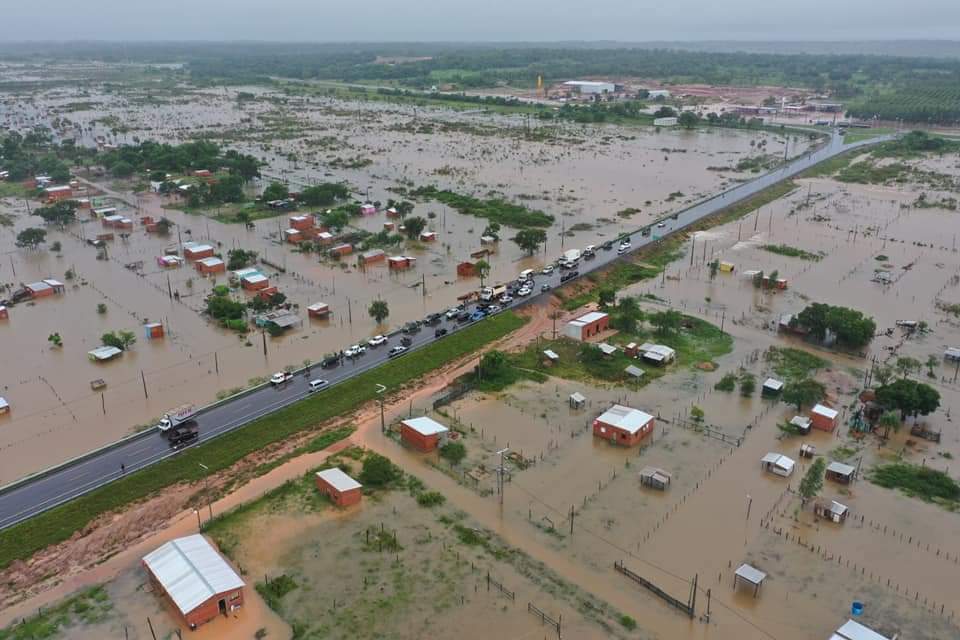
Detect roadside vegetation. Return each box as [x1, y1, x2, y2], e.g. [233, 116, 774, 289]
[408, 186, 553, 229]
[0, 586, 112, 640]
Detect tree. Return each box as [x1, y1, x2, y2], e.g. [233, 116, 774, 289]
[34, 200, 78, 227]
[678, 111, 699, 129]
[96, 303, 107, 315]
[875, 378, 941, 420]
[482, 223, 501, 241]
[598, 287, 616, 308]
[16, 227, 47, 249]
[439, 442, 467, 466]
[47, 332, 62, 347]
[649, 309, 682, 335]
[226, 248, 258, 271]
[878, 410, 902, 439]
[403, 216, 427, 239]
[794, 302, 876, 348]
[613, 296, 643, 333]
[873, 364, 893, 387]
[111, 160, 135, 178]
[359, 453, 399, 486]
[320, 209, 349, 233]
[896, 356, 922, 379]
[155, 217, 173, 235]
[512, 228, 546, 255]
[653, 106, 677, 118]
[782, 378, 826, 411]
[262, 182, 289, 201]
[799, 458, 826, 505]
[739, 371, 756, 396]
[102, 330, 136, 351]
[300, 183, 348, 206]
[368, 300, 389, 325]
[475, 259, 491, 286]
[925, 355, 939, 378]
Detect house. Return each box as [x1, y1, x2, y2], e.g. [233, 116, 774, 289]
[830, 619, 892, 640]
[256, 286, 279, 301]
[157, 255, 184, 268]
[719, 261, 735, 273]
[192, 169, 213, 179]
[88, 346, 123, 362]
[597, 343, 617, 357]
[307, 302, 330, 319]
[241, 273, 269, 291]
[814, 499, 849, 524]
[329, 243, 353, 258]
[316, 231, 335, 246]
[733, 563, 766, 597]
[116, 217, 134, 230]
[288, 215, 312, 231]
[569, 392, 586, 409]
[358, 249, 386, 266]
[142, 534, 244, 630]
[383, 222, 396, 232]
[564, 311, 609, 341]
[385, 207, 400, 218]
[388, 255, 415, 270]
[799, 443, 816, 458]
[639, 466, 671, 490]
[93, 206, 117, 219]
[760, 453, 795, 477]
[457, 261, 476, 277]
[653, 117, 678, 126]
[255, 311, 300, 333]
[25, 281, 56, 299]
[592, 404, 655, 447]
[419, 230, 437, 242]
[360, 204, 377, 216]
[284, 228, 303, 244]
[543, 349, 559, 366]
[44, 185, 73, 203]
[144, 322, 164, 339]
[0, 397, 9, 414]
[183, 243, 215, 261]
[761, 378, 784, 396]
[315, 468, 363, 507]
[96, 232, 115, 243]
[638, 343, 676, 366]
[400, 416, 449, 452]
[811, 404, 839, 432]
[102, 214, 125, 227]
[196, 257, 226, 275]
[825, 461, 856, 484]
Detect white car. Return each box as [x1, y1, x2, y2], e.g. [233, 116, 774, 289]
[517, 287, 532, 297]
[344, 344, 366, 358]
[308, 379, 329, 392]
[368, 335, 388, 347]
[541, 265, 554, 275]
[499, 294, 514, 304]
[270, 371, 293, 385]
[487, 304, 502, 314]
[657, 222, 666, 228]
[445, 307, 460, 319]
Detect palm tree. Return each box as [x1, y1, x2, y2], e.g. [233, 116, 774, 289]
[475, 259, 491, 287]
[368, 300, 389, 325]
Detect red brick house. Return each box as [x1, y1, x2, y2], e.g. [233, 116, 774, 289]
[44, 185, 72, 203]
[400, 416, 449, 452]
[142, 534, 245, 631]
[810, 404, 839, 432]
[315, 468, 363, 507]
[564, 311, 609, 341]
[592, 404, 655, 447]
[196, 257, 226, 275]
[183, 243, 215, 261]
[457, 261, 476, 277]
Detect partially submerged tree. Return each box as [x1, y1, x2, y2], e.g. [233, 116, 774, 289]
[782, 378, 826, 411]
[474, 259, 491, 287]
[799, 458, 826, 506]
[102, 330, 136, 351]
[368, 300, 389, 325]
[403, 216, 427, 239]
[16, 227, 47, 249]
[512, 228, 547, 255]
[34, 200, 79, 227]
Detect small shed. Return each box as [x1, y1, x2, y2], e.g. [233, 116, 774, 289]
[625, 365, 645, 380]
[760, 453, 795, 477]
[564, 311, 609, 341]
[790, 416, 812, 434]
[400, 416, 450, 452]
[144, 322, 164, 339]
[195, 257, 225, 275]
[597, 342, 617, 358]
[814, 499, 849, 524]
[385, 206, 400, 218]
[0, 305, 7, 320]
[593, 404, 655, 447]
[142, 534, 245, 630]
[307, 302, 330, 319]
[945, 347, 960, 362]
[359, 249, 386, 266]
[241, 273, 269, 291]
[388, 255, 415, 270]
[316, 231, 335, 246]
[733, 564, 766, 597]
[383, 222, 396, 232]
[360, 204, 377, 216]
[639, 466, 671, 490]
[831, 619, 892, 640]
[330, 243, 353, 258]
[284, 228, 303, 244]
[116, 218, 134, 230]
[457, 261, 476, 277]
[569, 392, 586, 409]
[825, 461, 856, 484]
[761, 378, 784, 396]
[0, 397, 9, 415]
[719, 261, 735, 273]
[420, 230, 437, 242]
[315, 468, 363, 507]
[624, 342, 639, 358]
[543, 349, 559, 366]
[639, 343, 676, 365]
[183, 243, 215, 261]
[157, 255, 184, 268]
[88, 346, 123, 362]
[811, 404, 839, 432]
[799, 443, 816, 458]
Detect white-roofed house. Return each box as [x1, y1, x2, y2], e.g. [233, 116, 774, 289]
[638, 343, 676, 365]
[593, 404, 655, 447]
[315, 467, 363, 507]
[830, 618, 892, 640]
[825, 461, 856, 484]
[400, 416, 450, 452]
[142, 534, 245, 630]
[811, 403, 839, 432]
[564, 311, 609, 341]
[760, 453, 795, 477]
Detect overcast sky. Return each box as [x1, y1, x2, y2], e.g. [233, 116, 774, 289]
[0, 0, 957, 42]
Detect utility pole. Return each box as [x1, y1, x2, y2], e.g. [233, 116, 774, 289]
[261, 329, 267, 357]
[495, 448, 509, 505]
[569, 505, 575, 535]
[214, 352, 219, 374]
[376, 384, 386, 432]
[199, 463, 213, 520]
[140, 370, 148, 399]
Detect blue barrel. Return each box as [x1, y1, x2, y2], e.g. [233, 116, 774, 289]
[852, 601, 864, 616]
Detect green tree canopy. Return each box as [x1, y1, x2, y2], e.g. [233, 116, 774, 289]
[875, 378, 941, 420]
[359, 453, 400, 486]
[799, 458, 826, 504]
[34, 200, 79, 226]
[15, 227, 46, 249]
[368, 300, 389, 324]
[262, 181, 289, 201]
[782, 378, 826, 411]
[403, 216, 427, 239]
[511, 228, 546, 255]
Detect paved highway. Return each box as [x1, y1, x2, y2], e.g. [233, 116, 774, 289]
[0, 129, 891, 530]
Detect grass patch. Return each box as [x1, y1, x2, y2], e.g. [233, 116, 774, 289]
[0, 312, 526, 571]
[0, 586, 112, 640]
[256, 574, 299, 612]
[842, 127, 895, 144]
[870, 463, 960, 508]
[761, 243, 822, 261]
[0, 181, 30, 199]
[836, 159, 911, 185]
[408, 186, 553, 228]
[765, 346, 827, 381]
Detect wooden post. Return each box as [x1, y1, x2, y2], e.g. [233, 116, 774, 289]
[147, 617, 158, 640]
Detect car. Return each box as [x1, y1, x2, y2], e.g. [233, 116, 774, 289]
[402, 321, 421, 334]
[602, 240, 614, 250]
[168, 427, 199, 449]
[559, 260, 575, 270]
[456, 310, 472, 322]
[541, 283, 552, 292]
[400, 336, 413, 347]
[541, 264, 555, 275]
[499, 294, 514, 304]
[521, 279, 534, 289]
[344, 344, 366, 358]
[560, 270, 580, 283]
[321, 355, 341, 368]
[517, 287, 532, 297]
[445, 307, 460, 319]
[388, 345, 407, 358]
[487, 304, 502, 314]
[368, 334, 388, 347]
[424, 312, 443, 325]
[308, 379, 329, 392]
[657, 222, 666, 228]
[434, 327, 448, 338]
[270, 371, 293, 385]
[469, 310, 486, 322]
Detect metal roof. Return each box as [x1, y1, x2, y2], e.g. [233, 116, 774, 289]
[832, 619, 891, 640]
[543, 349, 559, 360]
[734, 563, 766, 585]
[316, 468, 362, 493]
[812, 404, 839, 420]
[198, 257, 224, 267]
[827, 461, 856, 477]
[624, 365, 645, 378]
[597, 343, 617, 355]
[595, 405, 654, 435]
[142, 535, 245, 616]
[762, 378, 784, 391]
[761, 453, 795, 472]
[88, 346, 123, 360]
[26, 281, 52, 292]
[402, 416, 449, 436]
[571, 311, 608, 325]
[569, 392, 586, 403]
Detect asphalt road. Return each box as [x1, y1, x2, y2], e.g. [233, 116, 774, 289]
[0, 129, 892, 530]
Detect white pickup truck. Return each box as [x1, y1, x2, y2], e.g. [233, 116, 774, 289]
[157, 403, 197, 432]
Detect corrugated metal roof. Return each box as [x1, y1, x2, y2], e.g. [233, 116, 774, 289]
[316, 468, 362, 492]
[734, 563, 766, 585]
[142, 535, 244, 616]
[595, 404, 654, 435]
[403, 416, 449, 436]
[827, 461, 855, 476]
[812, 404, 839, 420]
[833, 619, 891, 640]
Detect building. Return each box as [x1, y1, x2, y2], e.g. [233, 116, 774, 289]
[316, 231, 335, 246]
[0, 305, 7, 320]
[329, 243, 353, 258]
[88, 346, 123, 362]
[564, 311, 609, 341]
[192, 169, 213, 179]
[457, 261, 476, 277]
[157, 255, 184, 268]
[569, 392, 586, 409]
[241, 272, 269, 291]
[811, 404, 839, 432]
[388, 255, 415, 270]
[638, 343, 676, 365]
[419, 230, 437, 242]
[44, 185, 73, 203]
[647, 89, 671, 99]
[563, 80, 615, 95]
[830, 619, 892, 640]
[102, 214, 125, 227]
[825, 461, 856, 484]
[307, 302, 330, 319]
[625, 365, 645, 380]
[653, 117, 678, 126]
[196, 257, 226, 275]
[315, 468, 363, 507]
[400, 416, 449, 452]
[593, 404, 655, 447]
[183, 243, 215, 261]
[719, 261, 735, 273]
[359, 249, 386, 266]
[289, 215, 313, 231]
[0, 397, 9, 414]
[25, 281, 57, 299]
[814, 499, 849, 524]
[760, 453, 795, 477]
[144, 322, 165, 339]
[733, 563, 766, 597]
[762, 378, 784, 396]
[639, 466, 671, 490]
[945, 347, 960, 361]
[142, 534, 245, 630]
[790, 416, 813, 434]
[360, 204, 377, 216]
[283, 229, 303, 244]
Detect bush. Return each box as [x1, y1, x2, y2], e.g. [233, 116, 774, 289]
[871, 463, 960, 504]
[714, 373, 736, 392]
[439, 442, 467, 465]
[416, 491, 446, 507]
[359, 453, 400, 487]
[620, 615, 637, 630]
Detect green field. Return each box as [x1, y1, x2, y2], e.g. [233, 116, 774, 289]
[0, 312, 526, 571]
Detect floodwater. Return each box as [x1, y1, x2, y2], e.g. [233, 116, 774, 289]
[0, 74, 808, 481]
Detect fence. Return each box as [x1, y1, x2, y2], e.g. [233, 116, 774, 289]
[433, 382, 473, 410]
[528, 602, 562, 638]
[486, 571, 515, 601]
[670, 417, 743, 447]
[614, 560, 695, 618]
